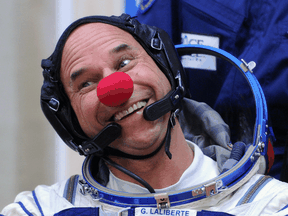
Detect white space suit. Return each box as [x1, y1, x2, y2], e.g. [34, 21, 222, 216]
[2, 141, 288, 216]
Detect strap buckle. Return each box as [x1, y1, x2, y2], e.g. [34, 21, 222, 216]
[79, 179, 99, 200]
[240, 59, 256, 73]
[154, 193, 170, 209]
[170, 109, 180, 128]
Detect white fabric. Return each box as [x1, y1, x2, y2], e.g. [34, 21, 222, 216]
[106, 141, 219, 193]
[2, 141, 288, 216]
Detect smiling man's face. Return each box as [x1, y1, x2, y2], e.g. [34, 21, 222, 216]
[60, 23, 171, 155]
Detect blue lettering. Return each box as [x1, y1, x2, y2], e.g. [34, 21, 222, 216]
[147, 208, 192, 216]
[181, 35, 204, 46]
[181, 35, 205, 59]
[189, 39, 198, 45]
[181, 35, 188, 44]
[198, 40, 204, 45]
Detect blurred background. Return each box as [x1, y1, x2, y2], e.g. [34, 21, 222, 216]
[0, 0, 138, 210]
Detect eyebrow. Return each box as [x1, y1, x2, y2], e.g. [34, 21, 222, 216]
[70, 68, 87, 82]
[110, 43, 132, 53]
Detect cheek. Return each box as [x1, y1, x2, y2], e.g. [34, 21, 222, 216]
[156, 69, 171, 92]
[136, 60, 171, 96]
[70, 92, 99, 135]
[148, 69, 171, 98]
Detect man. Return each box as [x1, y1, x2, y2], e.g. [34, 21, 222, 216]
[60, 21, 195, 190]
[1, 14, 288, 215]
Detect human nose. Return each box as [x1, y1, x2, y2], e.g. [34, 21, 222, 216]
[97, 72, 134, 107]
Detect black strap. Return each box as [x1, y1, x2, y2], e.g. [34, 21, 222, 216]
[102, 157, 155, 193]
[105, 140, 165, 160]
[101, 116, 174, 193]
[104, 119, 173, 160]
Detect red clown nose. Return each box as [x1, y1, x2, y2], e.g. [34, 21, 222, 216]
[97, 72, 134, 107]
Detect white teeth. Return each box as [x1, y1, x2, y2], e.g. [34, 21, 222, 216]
[137, 102, 141, 109]
[114, 101, 147, 122]
[128, 107, 134, 113]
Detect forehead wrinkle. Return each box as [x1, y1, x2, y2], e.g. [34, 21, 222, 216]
[62, 25, 100, 66]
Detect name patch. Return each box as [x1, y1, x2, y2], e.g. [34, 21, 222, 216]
[181, 33, 220, 71]
[135, 207, 197, 216]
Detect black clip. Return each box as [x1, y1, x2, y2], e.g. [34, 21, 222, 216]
[151, 33, 162, 50]
[48, 98, 60, 112]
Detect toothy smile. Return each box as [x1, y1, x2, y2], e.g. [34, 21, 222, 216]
[114, 100, 147, 122]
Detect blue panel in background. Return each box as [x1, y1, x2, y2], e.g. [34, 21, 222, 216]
[125, 0, 138, 16]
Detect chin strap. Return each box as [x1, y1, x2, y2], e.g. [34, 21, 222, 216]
[79, 109, 178, 193]
[79, 109, 178, 161]
[104, 114, 174, 160]
[105, 105, 181, 160]
[103, 112, 176, 193]
[105, 137, 166, 160]
[101, 112, 177, 193]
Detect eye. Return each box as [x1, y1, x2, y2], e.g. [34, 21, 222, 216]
[119, 59, 131, 69]
[81, 81, 93, 88]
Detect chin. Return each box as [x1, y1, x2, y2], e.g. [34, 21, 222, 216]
[112, 131, 164, 156]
